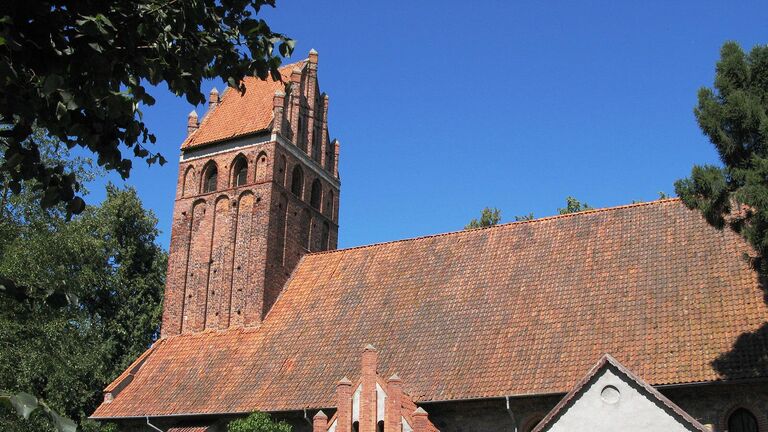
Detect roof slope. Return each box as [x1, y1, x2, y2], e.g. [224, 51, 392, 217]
[181, 61, 304, 150]
[92, 199, 768, 418]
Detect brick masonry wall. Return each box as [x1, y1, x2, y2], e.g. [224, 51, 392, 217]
[161, 138, 339, 337]
[161, 50, 338, 337]
[662, 382, 768, 431]
[116, 382, 768, 431]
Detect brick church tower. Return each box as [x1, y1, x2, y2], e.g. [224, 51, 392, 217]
[161, 50, 340, 336]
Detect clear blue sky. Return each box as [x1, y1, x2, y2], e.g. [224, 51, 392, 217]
[85, 1, 768, 250]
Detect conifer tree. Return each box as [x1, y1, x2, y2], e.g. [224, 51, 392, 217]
[675, 42, 768, 271]
[465, 207, 502, 229]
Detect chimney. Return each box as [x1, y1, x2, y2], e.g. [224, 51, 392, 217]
[337, 377, 353, 432]
[308, 48, 319, 65]
[187, 110, 199, 135]
[412, 408, 429, 432]
[208, 87, 220, 111]
[273, 90, 286, 135]
[320, 93, 330, 170]
[333, 139, 341, 178]
[360, 344, 378, 432]
[385, 375, 402, 432]
[313, 410, 328, 432]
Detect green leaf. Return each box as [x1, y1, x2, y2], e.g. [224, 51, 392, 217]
[9, 392, 38, 419]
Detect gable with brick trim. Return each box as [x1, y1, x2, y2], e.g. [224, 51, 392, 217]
[531, 354, 708, 432]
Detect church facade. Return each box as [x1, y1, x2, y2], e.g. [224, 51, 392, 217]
[91, 51, 768, 432]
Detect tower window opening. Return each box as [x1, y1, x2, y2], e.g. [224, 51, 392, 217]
[233, 157, 247, 187]
[203, 164, 218, 193]
[352, 422, 359, 432]
[321, 222, 330, 251]
[291, 165, 304, 198]
[310, 179, 322, 209]
[377, 421, 384, 432]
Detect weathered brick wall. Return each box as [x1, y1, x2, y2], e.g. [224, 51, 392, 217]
[161, 50, 339, 337]
[662, 382, 768, 431]
[116, 382, 768, 432]
[161, 139, 339, 336]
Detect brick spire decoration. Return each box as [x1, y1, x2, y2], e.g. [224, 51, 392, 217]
[324, 345, 439, 432]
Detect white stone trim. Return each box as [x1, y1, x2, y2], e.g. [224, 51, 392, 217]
[402, 417, 412, 432]
[376, 382, 387, 422]
[180, 133, 272, 161]
[352, 384, 362, 422]
[180, 132, 340, 189]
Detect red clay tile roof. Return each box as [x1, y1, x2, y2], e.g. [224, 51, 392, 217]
[181, 61, 305, 150]
[92, 199, 768, 419]
[167, 427, 209, 432]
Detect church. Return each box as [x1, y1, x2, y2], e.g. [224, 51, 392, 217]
[91, 51, 768, 432]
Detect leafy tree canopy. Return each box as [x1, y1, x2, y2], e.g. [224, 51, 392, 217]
[0, 130, 166, 432]
[675, 42, 768, 271]
[0, 0, 294, 213]
[228, 412, 292, 432]
[465, 207, 502, 229]
[558, 196, 593, 214]
[514, 213, 535, 221]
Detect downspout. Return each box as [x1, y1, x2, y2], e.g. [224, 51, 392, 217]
[505, 396, 517, 432]
[146, 416, 164, 432]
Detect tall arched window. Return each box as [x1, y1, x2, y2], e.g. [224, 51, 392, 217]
[321, 222, 330, 251]
[255, 152, 268, 182]
[325, 140, 335, 172]
[310, 179, 322, 209]
[729, 408, 759, 432]
[278, 154, 287, 186]
[182, 166, 196, 197]
[202, 163, 218, 193]
[291, 165, 304, 198]
[232, 156, 247, 187]
[312, 127, 321, 162]
[326, 189, 335, 218]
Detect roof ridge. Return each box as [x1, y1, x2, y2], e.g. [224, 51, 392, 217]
[309, 198, 682, 256]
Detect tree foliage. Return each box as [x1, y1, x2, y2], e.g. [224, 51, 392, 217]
[228, 412, 292, 432]
[558, 196, 593, 214]
[0, 132, 166, 432]
[0, 0, 294, 213]
[514, 213, 535, 221]
[465, 207, 502, 229]
[675, 42, 768, 271]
